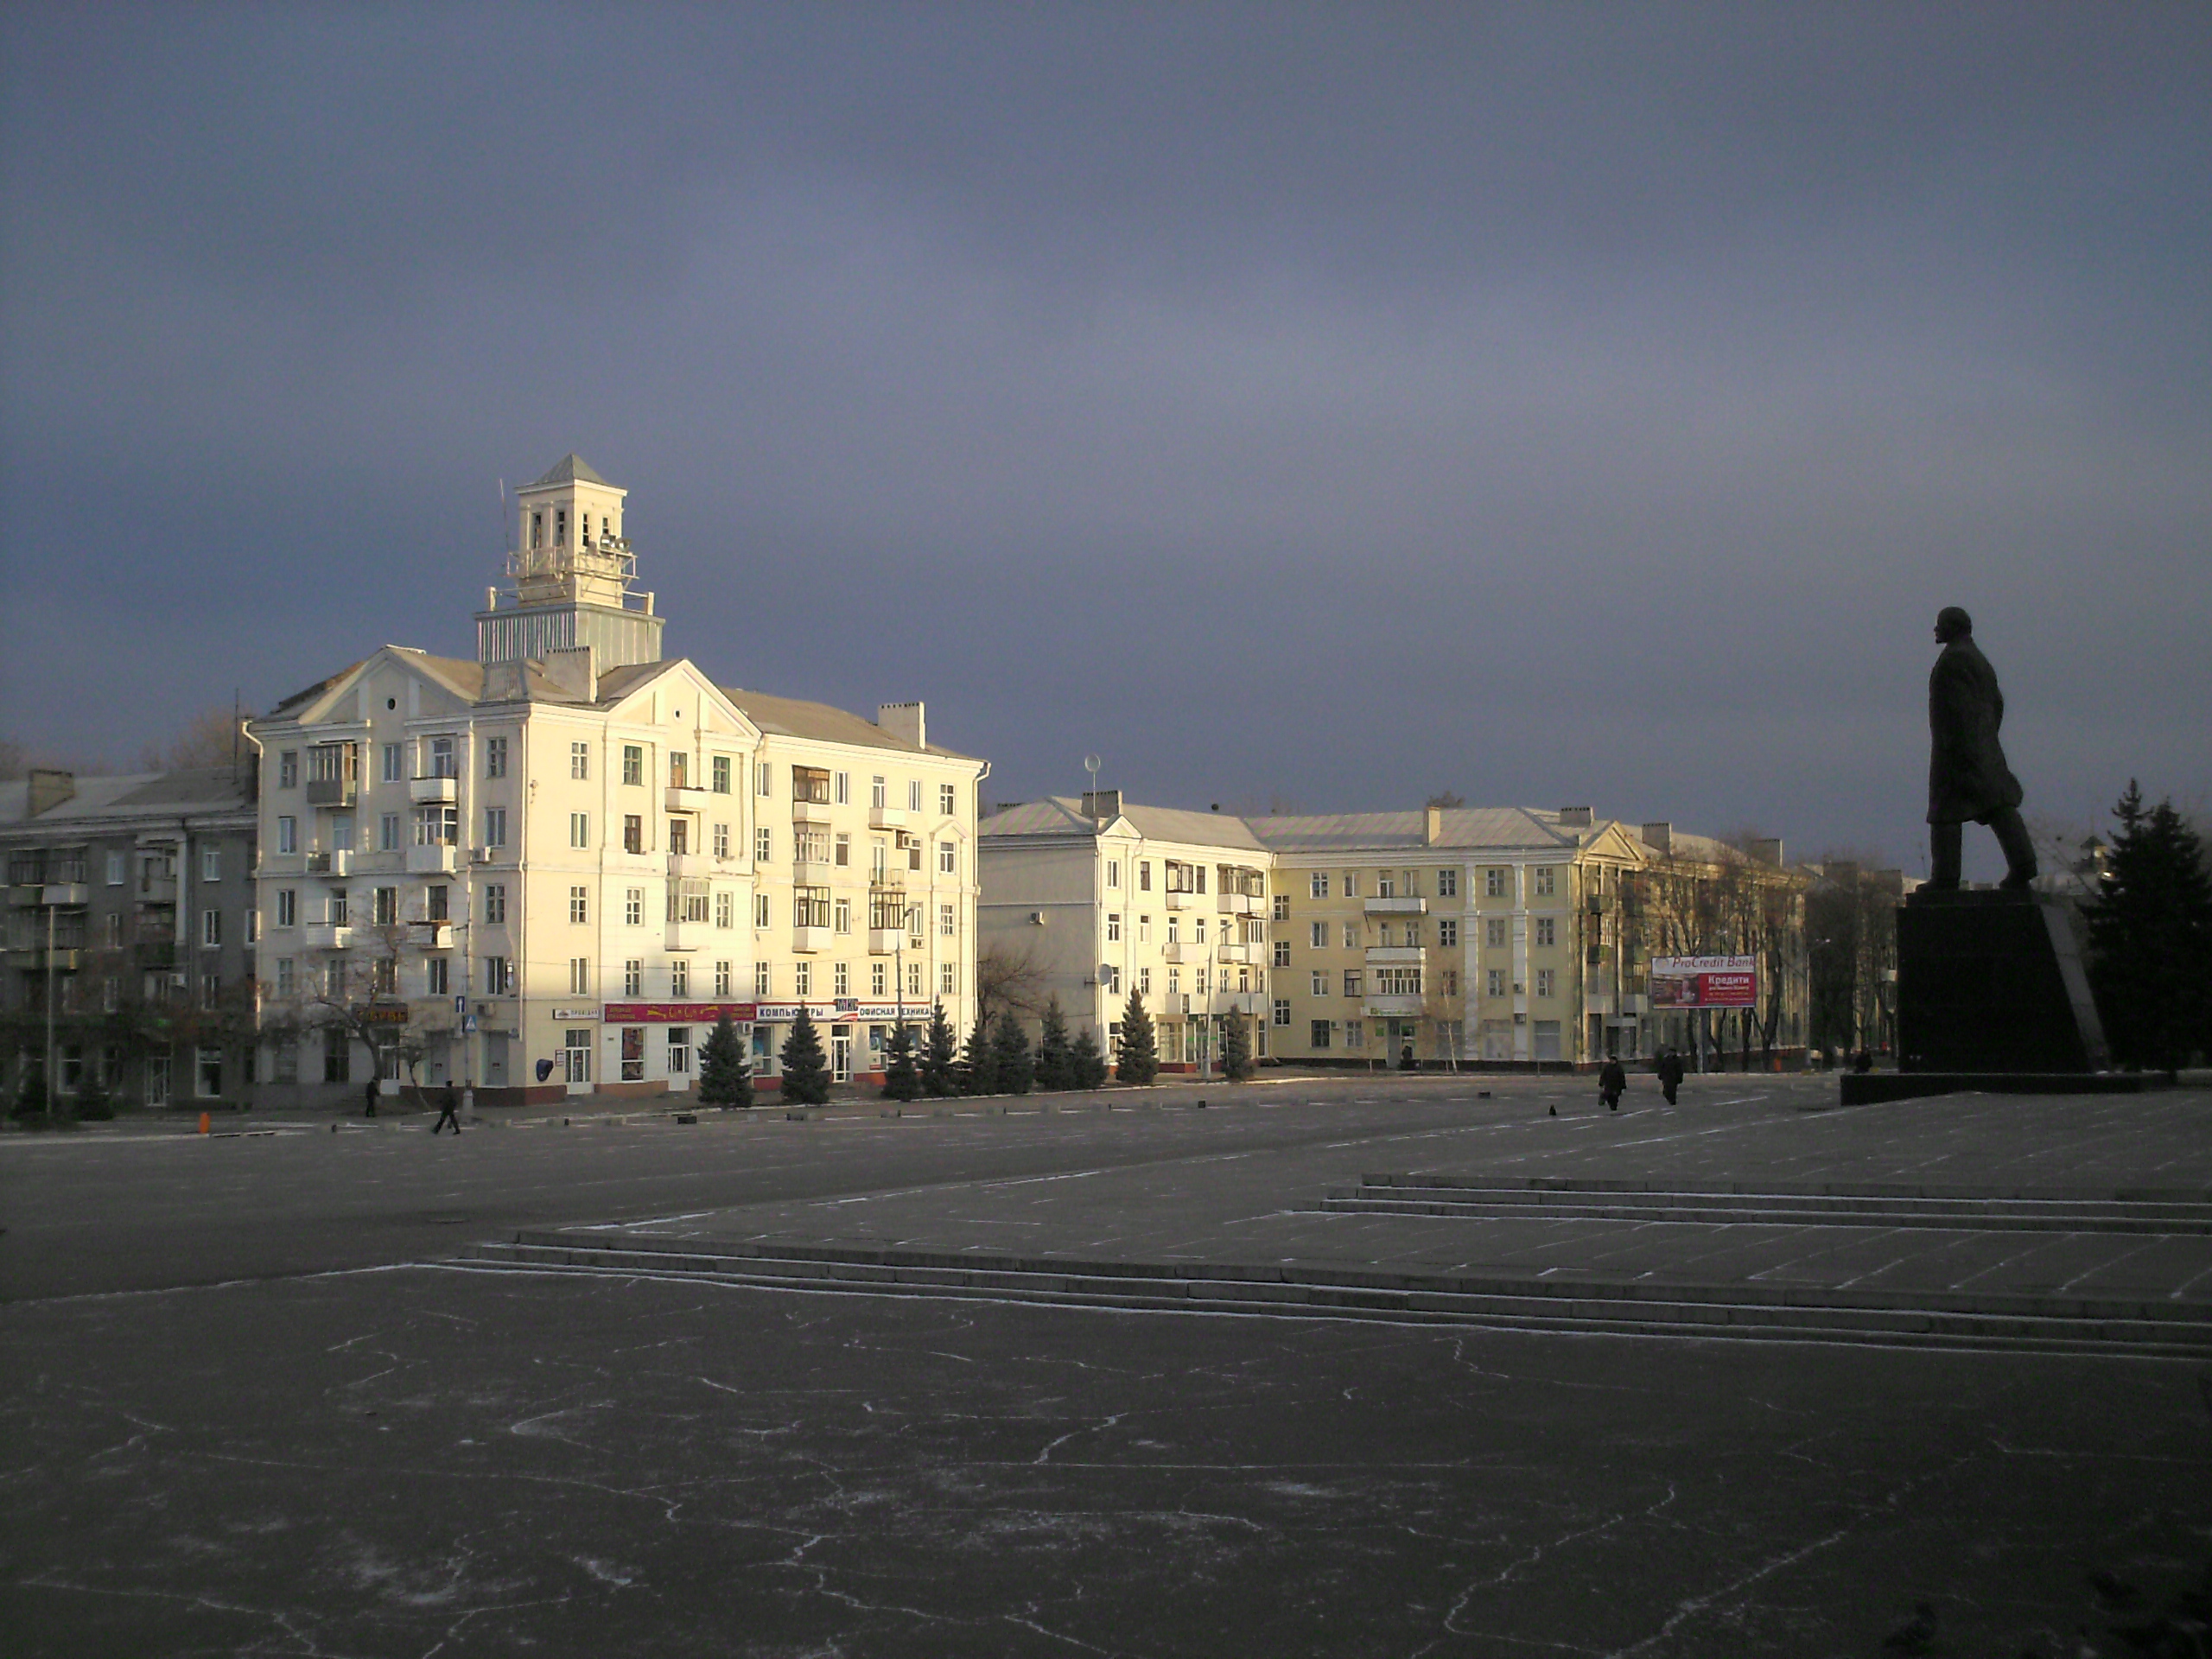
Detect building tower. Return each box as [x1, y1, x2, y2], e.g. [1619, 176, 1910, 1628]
[474, 453, 665, 670]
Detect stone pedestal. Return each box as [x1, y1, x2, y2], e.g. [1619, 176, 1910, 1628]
[1843, 890, 2111, 1103]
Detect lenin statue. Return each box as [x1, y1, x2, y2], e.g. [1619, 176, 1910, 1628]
[1926, 606, 2037, 890]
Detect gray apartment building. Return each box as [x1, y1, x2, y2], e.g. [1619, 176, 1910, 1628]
[3, 766, 260, 1110]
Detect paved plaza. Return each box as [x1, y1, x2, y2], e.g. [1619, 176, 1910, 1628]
[6, 1072, 2211, 1657]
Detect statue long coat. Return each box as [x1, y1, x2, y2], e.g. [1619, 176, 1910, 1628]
[1927, 637, 2024, 824]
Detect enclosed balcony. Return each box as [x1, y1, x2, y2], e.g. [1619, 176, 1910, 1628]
[792, 925, 831, 954]
[868, 928, 904, 956]
[1365, 944, 1427, 966]
[409, 775, 458, 805]
[134, 938, 177, 969]
[1364, 895, 1428, 915]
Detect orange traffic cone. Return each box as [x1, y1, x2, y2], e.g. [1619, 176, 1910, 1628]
[198, 1111, 211, 1135]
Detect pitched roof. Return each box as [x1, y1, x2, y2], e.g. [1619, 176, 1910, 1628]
[719, 686, 976, 760]
[978, 797, 1268, 855]
[527, 453, 607, 488]
[1246, 807, 1582, 854]
[0, 766, 254, 830]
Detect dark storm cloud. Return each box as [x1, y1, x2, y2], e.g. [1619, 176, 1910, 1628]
[4, 3, 2208, 871]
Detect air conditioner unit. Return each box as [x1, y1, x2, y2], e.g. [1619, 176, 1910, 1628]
[470, 849, 495, 865]
[169, 973, 188, 988]
[1027, 911, 1046, 926]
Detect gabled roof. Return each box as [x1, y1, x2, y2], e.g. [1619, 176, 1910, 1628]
[527, 453, 607, 488]
[980, 796, 1268, 853]
[0, 766, 254, 830]
[719, 685, 976, 760]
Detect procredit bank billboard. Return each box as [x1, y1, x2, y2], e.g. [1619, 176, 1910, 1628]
[1648, 956, 1758, 1009]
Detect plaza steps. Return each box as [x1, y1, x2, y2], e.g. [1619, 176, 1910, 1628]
[1323, 1175, 2212, 1235]
[455, 1230, 2212, 1358]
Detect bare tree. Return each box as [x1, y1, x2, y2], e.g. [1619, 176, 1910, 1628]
[137, 706, 248, 772]
[1424, 789, 1466, 810]
[975, 941, 1052, 1029]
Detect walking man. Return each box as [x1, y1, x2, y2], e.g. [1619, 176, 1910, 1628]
[1927, 607, 2037, 890]
[431, 1082, 461, 1135]
[364, 1075, 378, 1119]
[1599, 1056, 1627, 1112]
[1656, 1047, 1685, 1107]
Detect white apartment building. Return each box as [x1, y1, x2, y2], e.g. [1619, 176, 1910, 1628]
[977, 792, 1272, 1071]
[248, 454, 986, 1106]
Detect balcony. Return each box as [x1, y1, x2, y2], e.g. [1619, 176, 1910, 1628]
[1164, 889, 1195, 910]
[666, 921, 704, 953]
[303, 925, 354, 950]
[791, 796, 834, 827]
[32, 946, 84, 971]
[868, 927, 904, 955]
[868, 804, 906, 830]
[306, 778, 356, 809]
[6, 886, 40, 907]
[1364, 895, 1428, 915]
[405, 844, 458, 875]
[665, 785, 706, 813]
[1216, 943, 1252, 964]
[1362, 995, 1426, 1018]
[1217, 892, 1261, 916]
[307, 849, 352, 877]
[667, 852, 710, 880]
[134, 938, 177, 969]
[792, 925, 831, 954]
[137, 874, 179, 903]
[409, 775, 458, 805]
[418, 923, 454, 950]
[1366, 945, 1427, 966]
[40, 883, 88, 907]
[1160, 941, 1187, 963]
[792, 858, 833, 887]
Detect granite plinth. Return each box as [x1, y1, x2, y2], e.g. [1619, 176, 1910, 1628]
[1896, 889, 2107, 1074]
[1839, 1071, 2164, 1105]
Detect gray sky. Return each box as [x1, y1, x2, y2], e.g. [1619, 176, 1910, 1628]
[4, 3, 2206, 876]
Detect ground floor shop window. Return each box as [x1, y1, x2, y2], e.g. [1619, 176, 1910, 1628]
[564, 1029, 592, 1084]
[751, 1025, 777, 1074]
[270, 1039, 299, 1084]
[323, 1027, 350, 1082]
[196, 1046, 222, 1097]
[1533, 1020, 1562, 1063]
[666, 1027, 691, 1076]
[620, 1027, 645, 1081]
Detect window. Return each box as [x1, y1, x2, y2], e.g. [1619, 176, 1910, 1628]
[486, 736, 507, 779]
[671, 958, 690, 996]
[1272, 894, 1290, 922]
[667, 820, 689, 855]
[1310, 970, 1328, 996]
[622, 745, 644, 786]
[794, 826, 830, 865]
[569, 887, 589, 924]
[1311, 873, 1329, 898]
[1374, 967, 1421, 997]
[277, 817, 297, 855]
[485, 957, 512, 995]
[870, 961, 886, 996]
[908, 779, 923, 813]
[332, 814, 355, 852]
[279, 750, 299, 789]
[566, 1028, 592, 1083]
[1107, 912, 1122, 943]
[753, 893, 770, 929]
[1486, 868, 1508, 898]
[713, 823, 729, 859]
[939, 903, 955, 938]
[833, 771, 849, 805]
[201, 846, 221, 882]
[196, 1046, 223, 1097]
[273, 957, 296, 997]
[485, 884, 506, 924]
[571, 742, 590, 780]
[1273, 998, 1292, 1027]
[428, 735, 457, 779]
[1311, 1020, 1333, 1049]
[1535, 918, 1555, 947]
[1488, 969, 1506, 998]
[1139, 861, 1152, 892]
[1167, 966, 1181, 995]
[755, 962, 772, 996]
[1138, 965, 1152, 995]
[794, 887, 830, 930]
[1438, 918, 1459, 948]
[792, 766, 830, 804]
[940, 961, 957, 995]
[1438, 868, 1459, 898]
[486, 807, 507, 848]
[1342, 923, 1357, 949]
[327, 889, 349, 925]
[939, 783, 956, 816]
[1194, 916, 1207, 944]
[908, 902, 925, 944]
[414, 804, 459, 847]
[1107, 860, 1121, 889]
[426, 884, 449, 922]
[570, 813, 590, 849]
[755, 828, 773, 864]
[670, 751, 690, 790]
[1273, 939, 1291, 967]
[427, 957, 449, 996]
[667, 1027, 692, 1075]
[1441, 970, 1459, 996]
[1344, 1019, 1366, 1050]
[276, 888, 296, 928]
[1343, 970, 1363, 998]
[715, 960, 732, 996]
[834, 832, 850, 868]
[712, 755, 732, 793]
[569, 958, 591, 995]
[1343, 871, 1357, 897]
[383, 743, 403, 783]
[866, 774, 887, 811]
[1535, 868, 1556, 898]
[833, 961, 849, 995]
[372, 957, 397, 995]
[1377, 872, 1395, 899]
[1138, 915, 1151, 942]
[715, 891, 734, 928]
[324, 1027, 352, 1083]
[625, 888, 644, 926]
[834, 898, 852, 934]
[1536, 969, 1555, 998]
[378, 812, 400, 852]
[938, 841, 956, 876]
[756, 761, 772, 797]
[1487, 918, 1508, 948]
[795, 961, 812, 996]
[623, 815, 644, 855]
[372, 886, 397, 925]
[1309, 921, 1326, 949]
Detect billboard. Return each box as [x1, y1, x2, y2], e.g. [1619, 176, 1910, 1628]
[1648, 956, 1758, 1009]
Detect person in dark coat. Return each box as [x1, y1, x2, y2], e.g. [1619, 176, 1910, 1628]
[364, 1076, 378, 1119]
[1656, 1048, 1685, 1106]
[1927, 607, 2037, 889]
[431, 1083, 461, 1135]
[1599, 1057, 1627, 1112]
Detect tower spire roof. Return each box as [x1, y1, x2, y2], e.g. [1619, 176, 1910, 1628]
[527, 452, 607, 488]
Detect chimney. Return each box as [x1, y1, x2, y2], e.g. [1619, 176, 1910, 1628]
[543, 645, 598, 701]
[28, 768, 75, 817]
[1425, 804, 1443, 846]
[1558, 806, 1593, 829]
[877, 702, 925, 750]
[1080, 789, 1121, 822]
[1751, 836, 1784, 867]
[1641, 821, 1673, 855]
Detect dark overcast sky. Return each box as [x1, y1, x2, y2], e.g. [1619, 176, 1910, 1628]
[3, 3, 2206, 875]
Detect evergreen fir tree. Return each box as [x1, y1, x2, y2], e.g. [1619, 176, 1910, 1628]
[990, 1010, 1034, 1095]
[1069, 1026, 1109, 1090]
[2086, 781, 2212, 1074]
[922, 1001, 961, 1097]
[1116, 990, 1159, 1085]
[881, 1021, 923, 1101]
[1033, 995, 1073, 1091]
[696, 1013, 754, 1108]
[960, 1014, 999, 1096]
[779, 1007, 832, 1105]
[1221, 1008, 1254, 1081]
